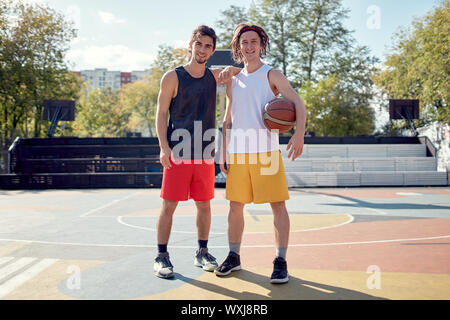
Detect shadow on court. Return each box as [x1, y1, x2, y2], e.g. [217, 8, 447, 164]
[175, 270, 386, 300]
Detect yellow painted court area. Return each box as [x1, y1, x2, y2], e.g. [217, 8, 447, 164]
[145, 267, 450, 300]
[243, 212, 352, 233]
[3, 259, 105, 300]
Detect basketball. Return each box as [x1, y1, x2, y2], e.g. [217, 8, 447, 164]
[262, 96, 296, 133]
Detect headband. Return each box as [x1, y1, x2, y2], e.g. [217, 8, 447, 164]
[239, 26, 259, 37]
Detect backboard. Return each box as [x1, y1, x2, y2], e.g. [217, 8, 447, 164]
[43, 100, 75, 121]
[389, 100, 420, 120]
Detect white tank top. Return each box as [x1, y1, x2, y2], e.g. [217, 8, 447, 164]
[228, 64, 279, 154]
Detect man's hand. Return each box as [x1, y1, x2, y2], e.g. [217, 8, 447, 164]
[160, 146, 172, 169]
[218, 66, 241, 84]
[219, 145, 228, 174]
[220, 162, 228, 175]
[286, 131, 305, 161]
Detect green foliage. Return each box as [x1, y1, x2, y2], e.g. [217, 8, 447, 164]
[300, 76, 375, 136]
[373, 0, 449, 125]
[71, 45, 187, 138]
[248, 0, 297, 76]
[119, 74, 160, 137]
[72, 87, 127, 137]
[215, 5, 249, 48]
[0, 0, 79, 148]
[4, 0, 446, 143]
[152, 45, 188, 74]
[217, 0, 379, 136]
[248, 0, 354, 87]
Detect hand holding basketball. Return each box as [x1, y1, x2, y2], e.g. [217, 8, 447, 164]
[262, 96, 296, 133]
[263, 96, 303, 160]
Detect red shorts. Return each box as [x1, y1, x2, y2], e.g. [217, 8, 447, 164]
[160, 158, 215, 202]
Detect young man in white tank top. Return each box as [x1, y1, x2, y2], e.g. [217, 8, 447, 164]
[214, 24, 307, 284]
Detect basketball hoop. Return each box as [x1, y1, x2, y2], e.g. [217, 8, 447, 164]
[43, 100, 75, 138]
[389, 99, 420, 136]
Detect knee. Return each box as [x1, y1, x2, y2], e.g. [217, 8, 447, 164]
[161, 200, 178, 216]
[195, 201, 210, 209]
[230, 201, 245, 212]
[270, 201, 287, 215]
[195, 201, 211, 217]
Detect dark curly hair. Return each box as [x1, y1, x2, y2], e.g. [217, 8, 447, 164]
[230, 23, 270, 64]
[190, 25, 217, 50]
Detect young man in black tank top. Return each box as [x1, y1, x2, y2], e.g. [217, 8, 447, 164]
[154, 25, 240, 279]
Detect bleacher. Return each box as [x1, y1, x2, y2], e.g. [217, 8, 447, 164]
[281, 137, 447, 187]
[0, 136, 447, 190]
[0, 137, 163, 189]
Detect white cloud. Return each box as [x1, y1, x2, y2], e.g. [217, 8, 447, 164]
[98, 11, 126, 24]
[67, 45, 154, 72]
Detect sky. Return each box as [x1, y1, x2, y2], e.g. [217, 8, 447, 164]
[14, 0, 441, 72]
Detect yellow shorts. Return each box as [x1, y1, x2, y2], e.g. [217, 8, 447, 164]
[226, 151, 290, 204]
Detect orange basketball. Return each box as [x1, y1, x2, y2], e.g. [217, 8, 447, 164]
[262, 96, 296, 133]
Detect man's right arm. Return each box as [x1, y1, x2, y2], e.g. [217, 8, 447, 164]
[156, 70, 177, 169]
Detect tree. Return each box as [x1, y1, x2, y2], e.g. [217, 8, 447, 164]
[72, 87, 129, 137]
[248, 0, 301, 77]
[119, 74, 160, 137]
[373, 0, 449, 125]
[215, 5, 249, 49]
[300, 75, 375, 136]
[216, 0, 378, 136]
[322, 45, 379, 109]
[0, 0, 78, 149]
[152, 44, 188, 74]
[247, 0, 353, 87]
[291, 0, 351, 85]
[72, 45, 188, 138]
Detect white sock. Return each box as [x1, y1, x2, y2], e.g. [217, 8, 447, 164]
[229, 243, 241, 255]
[276, 248, 287, 260]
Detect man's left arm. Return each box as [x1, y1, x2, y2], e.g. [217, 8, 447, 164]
[211, 66, 242, 84]
[268, 69, 307, 161]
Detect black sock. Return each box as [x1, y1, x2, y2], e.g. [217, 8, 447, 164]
[198, 240, 208, 249]
[158, 244, 167, 254]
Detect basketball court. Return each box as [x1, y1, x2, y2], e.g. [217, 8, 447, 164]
[0, 186, 449, 300]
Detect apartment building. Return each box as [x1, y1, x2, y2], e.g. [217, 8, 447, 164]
[74, 68, 150, 91]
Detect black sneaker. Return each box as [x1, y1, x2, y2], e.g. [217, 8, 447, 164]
[270, 257, 289, 284]
[154, 253, 174, 279]
[194, 248, 219, 272]
[214, 251, 241, 276]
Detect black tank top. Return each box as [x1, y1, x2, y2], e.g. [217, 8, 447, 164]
[167, 66, 217, 160]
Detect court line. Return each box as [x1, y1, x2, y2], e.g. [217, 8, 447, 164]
[0, 257, 36, 282]
[1, 234, 449, 249]
[116, 214, 354, 235]
[247, 214, 355, 234]
[0, 257, 14, 268]
[116, 216, 227, 235]
[0, 258, 58, 299]
[79, 191, 144, 217]
[257, 235, 450, 247]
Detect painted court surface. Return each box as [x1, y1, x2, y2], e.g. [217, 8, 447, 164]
[0, 187, 449, 300]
